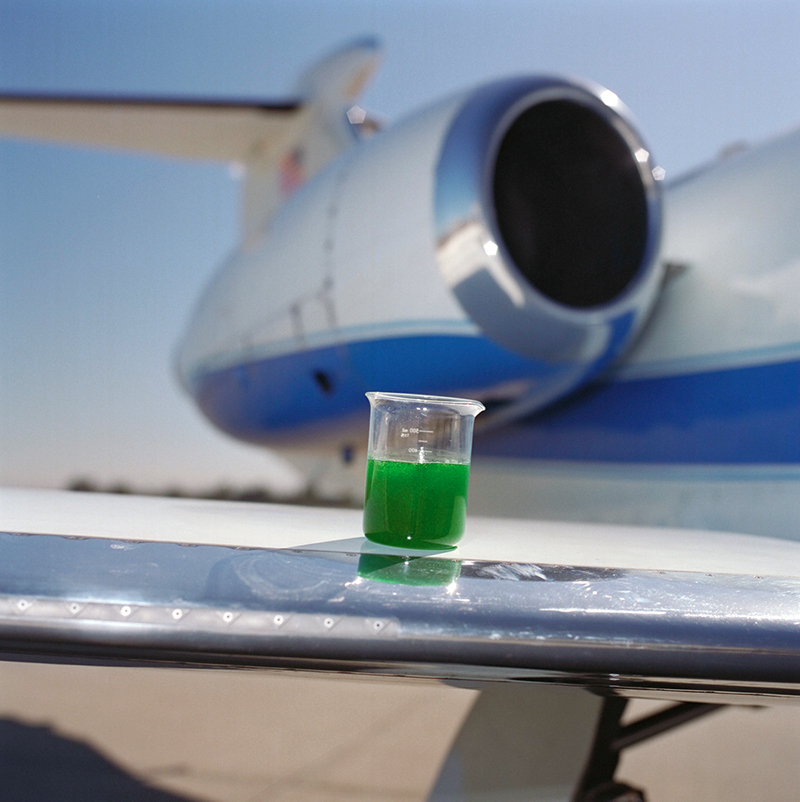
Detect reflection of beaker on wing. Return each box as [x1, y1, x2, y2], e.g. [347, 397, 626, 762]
[363, 392, 484, 550]
[357, 553, 462, 587]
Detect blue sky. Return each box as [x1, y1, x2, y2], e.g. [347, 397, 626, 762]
[1, 0, 799, 491]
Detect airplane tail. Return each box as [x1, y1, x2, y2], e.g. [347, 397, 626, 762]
[243, 37, 382, 245]
[0, 38, 382, 246]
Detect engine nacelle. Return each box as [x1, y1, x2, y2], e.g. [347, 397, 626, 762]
[435, 77, 661, 366]
[178, 76, 662, 443]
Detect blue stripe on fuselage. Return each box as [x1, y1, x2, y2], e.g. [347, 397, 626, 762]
[194, 333, 558, 441]
[193, 334, 800, 463]
[475, 357, 800, 463]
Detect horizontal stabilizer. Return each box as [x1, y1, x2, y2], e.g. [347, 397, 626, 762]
[0, 93, 308, 163]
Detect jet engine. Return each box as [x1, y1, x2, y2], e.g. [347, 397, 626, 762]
[435, 78, 661, 365]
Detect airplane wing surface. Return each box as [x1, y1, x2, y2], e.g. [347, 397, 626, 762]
[1, 489, 799, 703]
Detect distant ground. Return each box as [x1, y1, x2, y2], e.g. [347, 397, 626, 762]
[65, 476, 362, 509]
[1, 662, 800, 802]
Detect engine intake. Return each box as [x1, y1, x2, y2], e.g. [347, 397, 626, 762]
[494, 99, 649, 307]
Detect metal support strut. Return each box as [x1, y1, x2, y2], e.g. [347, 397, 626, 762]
[573, 698, 723, 802]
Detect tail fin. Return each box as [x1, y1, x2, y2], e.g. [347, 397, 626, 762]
[243, 38, 382, 245]
[295, 36, 382, 112]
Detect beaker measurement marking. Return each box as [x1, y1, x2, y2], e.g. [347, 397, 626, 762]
[400, 428, 434, 436]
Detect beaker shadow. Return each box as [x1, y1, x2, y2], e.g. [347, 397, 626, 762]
[286, 537, 461, 587]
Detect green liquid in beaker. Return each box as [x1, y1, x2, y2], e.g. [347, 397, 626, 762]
[363, 458, 470, 549]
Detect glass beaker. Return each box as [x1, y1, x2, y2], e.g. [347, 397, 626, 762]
[363, 392, 485, 550]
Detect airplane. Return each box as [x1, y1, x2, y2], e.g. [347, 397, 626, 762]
[2, 38, 800, 801]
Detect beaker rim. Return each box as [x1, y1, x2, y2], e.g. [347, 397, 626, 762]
[366, 391, 485, 414]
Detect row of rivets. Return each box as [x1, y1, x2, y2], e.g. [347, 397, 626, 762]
[2, 597, 391, 638]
